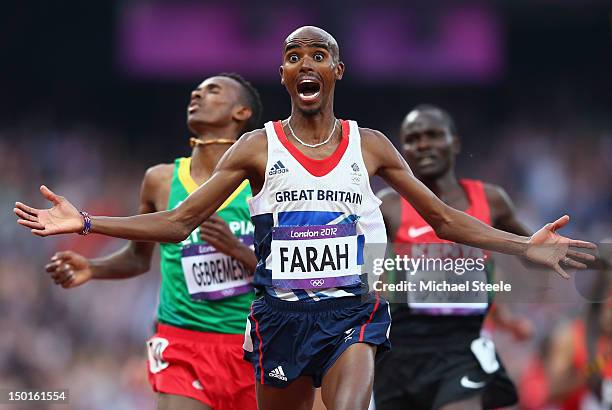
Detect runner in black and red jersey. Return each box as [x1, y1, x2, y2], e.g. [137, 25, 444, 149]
[374, 105, 535, 410]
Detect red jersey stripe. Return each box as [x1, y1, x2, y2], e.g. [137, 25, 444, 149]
[273, 120, 350, 177]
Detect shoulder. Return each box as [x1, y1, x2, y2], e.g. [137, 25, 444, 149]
[143, 162, 174, 191]
[358, 127, 389, 143]
[231, 128, 268, 155]
[357, 127, 394, 155]
[482, 182, 513, 208]
[144, 163, 174, 183]
[239, 128, 267, 145]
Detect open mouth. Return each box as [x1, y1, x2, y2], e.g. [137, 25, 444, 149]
[416, 155, 438, 167]
[297, 79, 321, 102]
[187, 102, 200, 113]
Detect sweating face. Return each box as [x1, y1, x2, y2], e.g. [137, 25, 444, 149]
[187, 76, 245, 132]
[400, 110, 458, 179]
[280, 26, 344, 115]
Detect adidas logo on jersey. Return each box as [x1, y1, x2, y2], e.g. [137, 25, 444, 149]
[268, 365, 288, 381]
[269, 160, 289, 176]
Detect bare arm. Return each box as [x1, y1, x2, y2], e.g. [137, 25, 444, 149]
[361, 128, 595, 277]
[44, 165, 167, 287]
[15, 130, 264, 244]
[485, 183, 532, 236]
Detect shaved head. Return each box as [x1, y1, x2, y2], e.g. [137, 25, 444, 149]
[284, 26, 340, 62]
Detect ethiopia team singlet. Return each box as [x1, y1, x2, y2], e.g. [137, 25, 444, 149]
[248, 120, 386, 302]
[158, 157, 255, 334]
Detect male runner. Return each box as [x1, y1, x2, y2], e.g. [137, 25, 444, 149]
[44, 73, 263, 410]
[15, 26, 595, 410]
[374, 105, 533, 410]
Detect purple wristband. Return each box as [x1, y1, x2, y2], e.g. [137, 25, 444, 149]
[79, 211, 92, 236]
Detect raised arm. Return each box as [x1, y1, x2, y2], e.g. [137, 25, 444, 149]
[15, 130, 264, 244]
[44, 165, 167, 288]
[361, 128, 596, 278]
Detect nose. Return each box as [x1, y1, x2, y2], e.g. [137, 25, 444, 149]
[300, 56, 316, 73]
[415, 134, 431, 151]
[191, 89, 202, 101]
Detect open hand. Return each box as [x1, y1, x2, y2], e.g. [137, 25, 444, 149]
[525, 215, 597, 278]
[199, 214, 242, 258]
[45, 251, 92, 288]
[14, 185, 83, 236]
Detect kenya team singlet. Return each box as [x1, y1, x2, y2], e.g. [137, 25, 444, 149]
[392, 179, 494, 343]
[248, 120, 386, 301]
[158, 157, 255, 334]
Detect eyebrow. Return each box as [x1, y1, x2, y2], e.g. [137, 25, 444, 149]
[284, 41, 331, 53]
[196, 83, 221, 91]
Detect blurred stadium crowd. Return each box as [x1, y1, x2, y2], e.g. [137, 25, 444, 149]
[1, 106, 610, 409]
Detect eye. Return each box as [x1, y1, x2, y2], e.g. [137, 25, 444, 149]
[314, 53, 324, 62]
[288, 54, 299, 63]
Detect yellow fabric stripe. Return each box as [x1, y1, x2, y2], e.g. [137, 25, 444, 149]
[177, 157, 199, 194]
[177, 157, 249, 211]
[217, 179, 249, 212]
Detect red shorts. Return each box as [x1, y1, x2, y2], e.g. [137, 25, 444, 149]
[146, 323, 256, 410]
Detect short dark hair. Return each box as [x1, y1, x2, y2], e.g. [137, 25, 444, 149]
[413, 104, 457, 135]
[219, 72, 263, 133]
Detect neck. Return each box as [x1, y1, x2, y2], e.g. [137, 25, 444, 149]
[288, 100, 337, 144]
[419, 171, 460, 198]
[188, 124, 239, 177]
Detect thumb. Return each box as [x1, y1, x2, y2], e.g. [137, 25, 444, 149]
[40, 185, 60, 205]
[549, 215, 570, 232]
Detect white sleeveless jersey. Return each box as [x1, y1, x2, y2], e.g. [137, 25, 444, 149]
[248, 120, 386, 302]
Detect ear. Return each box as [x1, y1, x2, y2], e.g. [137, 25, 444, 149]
[233, 105, 253, 123]
[335, 61, 345, 80]
[452, 134, 461, 155]
[279, 65, 285, 85]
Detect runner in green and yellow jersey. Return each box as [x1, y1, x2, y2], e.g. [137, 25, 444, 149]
[44, 73, 263, 410]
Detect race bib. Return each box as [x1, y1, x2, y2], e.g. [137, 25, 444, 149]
[407, 269, 489, 315]
[181, 235, 253, 300]
[270, 223, 361, 289]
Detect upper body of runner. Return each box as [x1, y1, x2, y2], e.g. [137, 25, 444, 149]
[379, 104, 533, 343]
[45, 73, 263, 334]
[16, 26, 595, 301]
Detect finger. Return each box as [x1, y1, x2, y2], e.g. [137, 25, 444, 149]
[52, 251, 74, 261]
[45, 261, 62, 272]
[200, 231, 221, 243]
[32, 229, 49, 237]
[206, 214, 223, 223]
[569, 239, 597, 249]
[14, 208, 38, 222]
[566, 249, 595, 262]
[59, 271, 75, 286]
[562, 258, 587, 269]
[40, 185, 61, 205]
[14, 202, 40, 216]
[550, 215, 570, 232]
[200, 223, 225, 235]
[552, 263, 570, 279]
[18, 219, 45, 230]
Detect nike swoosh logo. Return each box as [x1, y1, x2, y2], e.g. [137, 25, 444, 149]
[460, 375, 486, 389]
[408, 226, 434, 238]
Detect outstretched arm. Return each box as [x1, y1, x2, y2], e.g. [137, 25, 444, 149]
[15, 131, 262, 243]
[44, 165, 166, 287]
[362, 128, 596, 278]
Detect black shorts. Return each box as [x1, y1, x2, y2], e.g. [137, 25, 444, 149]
[374, 338, 517, 410]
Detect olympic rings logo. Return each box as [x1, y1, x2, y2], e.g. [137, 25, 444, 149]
[310, 279, 325, 287]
